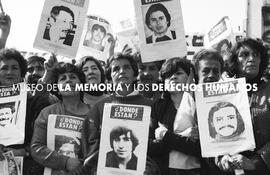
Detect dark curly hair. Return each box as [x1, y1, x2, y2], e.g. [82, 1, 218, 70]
[110, 126, 139, 151]
[106, 53, 138, 82]
[51, 63, 86, 100]
[160, 57, 194, 82]
[226, 38, 268, 83]
[0, 48, 27, 80]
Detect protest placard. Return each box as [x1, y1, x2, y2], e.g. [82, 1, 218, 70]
[0, 83, 27, 146]
[0, 151, 21, 175]
[43, 115, 84, 175]
[97, 103, 151, 175]
[134, 0, 187, 63]
[195, 78, 255, 157]
[77, 15, 113, 62]
[34, 0, 89, 58]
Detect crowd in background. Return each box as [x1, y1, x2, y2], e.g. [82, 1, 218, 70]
[1, 9, 270, 175]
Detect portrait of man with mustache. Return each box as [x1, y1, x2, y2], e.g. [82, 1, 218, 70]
[208, 101, 245, 142]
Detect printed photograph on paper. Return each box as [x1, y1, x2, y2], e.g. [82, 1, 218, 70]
[97, 103, 151, 175]
[143, 2, 176, 44]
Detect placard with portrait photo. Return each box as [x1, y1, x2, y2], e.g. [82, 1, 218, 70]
[97, 103, 151, 175]
[77, 15, 113, 62]
[43, 115, 84, 175]
[195, 78, 255, 157]
[134, 0, 187, 63]
[34, 0, 89, 58]
[0, 83, 27, 146]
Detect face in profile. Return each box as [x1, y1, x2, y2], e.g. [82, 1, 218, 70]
[0, 107, 13, 127]
[149, 10, 168, 36]
[113, 132, 133, 160]
[58, 143, 76, 158]
[213, 107, 237, 137]
[50, 10, 73, 42]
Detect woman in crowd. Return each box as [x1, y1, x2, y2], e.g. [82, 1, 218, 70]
[0, 48, 51, 175]
[77, 56, 107, 107]
[216, 38, 270, 175]
[149, 57, 201, 175]
[31, 63, 90, 174]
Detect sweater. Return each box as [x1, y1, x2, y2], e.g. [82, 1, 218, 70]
[31, 102, 91, 173]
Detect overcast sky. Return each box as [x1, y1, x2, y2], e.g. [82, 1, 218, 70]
[3, 0, 247, 51]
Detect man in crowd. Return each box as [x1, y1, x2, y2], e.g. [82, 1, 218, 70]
[43, 5, 76, 46]
[25, 56, 45, 85]
[136, 53, 163, 102]
[145, 3, 176, 44]
[106, 126, 138, 170]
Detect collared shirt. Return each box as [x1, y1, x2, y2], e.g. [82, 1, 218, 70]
[152, 30, 174, 43]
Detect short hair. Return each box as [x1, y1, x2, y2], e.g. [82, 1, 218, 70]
[145, 3, 171, 31]
[216, 39, 232, 52]
[226, 38, 268, 80]
[77, 56, 105, 83]
[208, 101, 245, 139]
[109, 126, 139, 151]
[50, 6, 74, 22]
[106, 53, 138, 81]
[51, 63, 85, 100]
[160, 57, 194, 81]
[91, 24, 106, 35]
[0, 48, 27, 79]
[27, 56, 46, 66]
[193, 49, 224, 83]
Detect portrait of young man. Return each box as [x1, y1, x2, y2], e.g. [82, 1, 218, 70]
[43, 5, 76, 46]
[105, 126, 139, 170]
[145, 3, 176, 44]
[208, 101, 245, 142]
[0, 102, 16, 128]
[83, 23, 107, 51]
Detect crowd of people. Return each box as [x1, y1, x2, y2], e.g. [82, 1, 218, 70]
[1, 8, 270, 175]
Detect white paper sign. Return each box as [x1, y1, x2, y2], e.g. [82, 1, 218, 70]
[0, 83, 27, 146]
[195, 78, 256, 157]
[134, 0, 187, 63]
[44, 114, 84, 175]
[34, 0, 89, 58]
[97, 103, 151, 175]
[77, 15, 113, 62]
